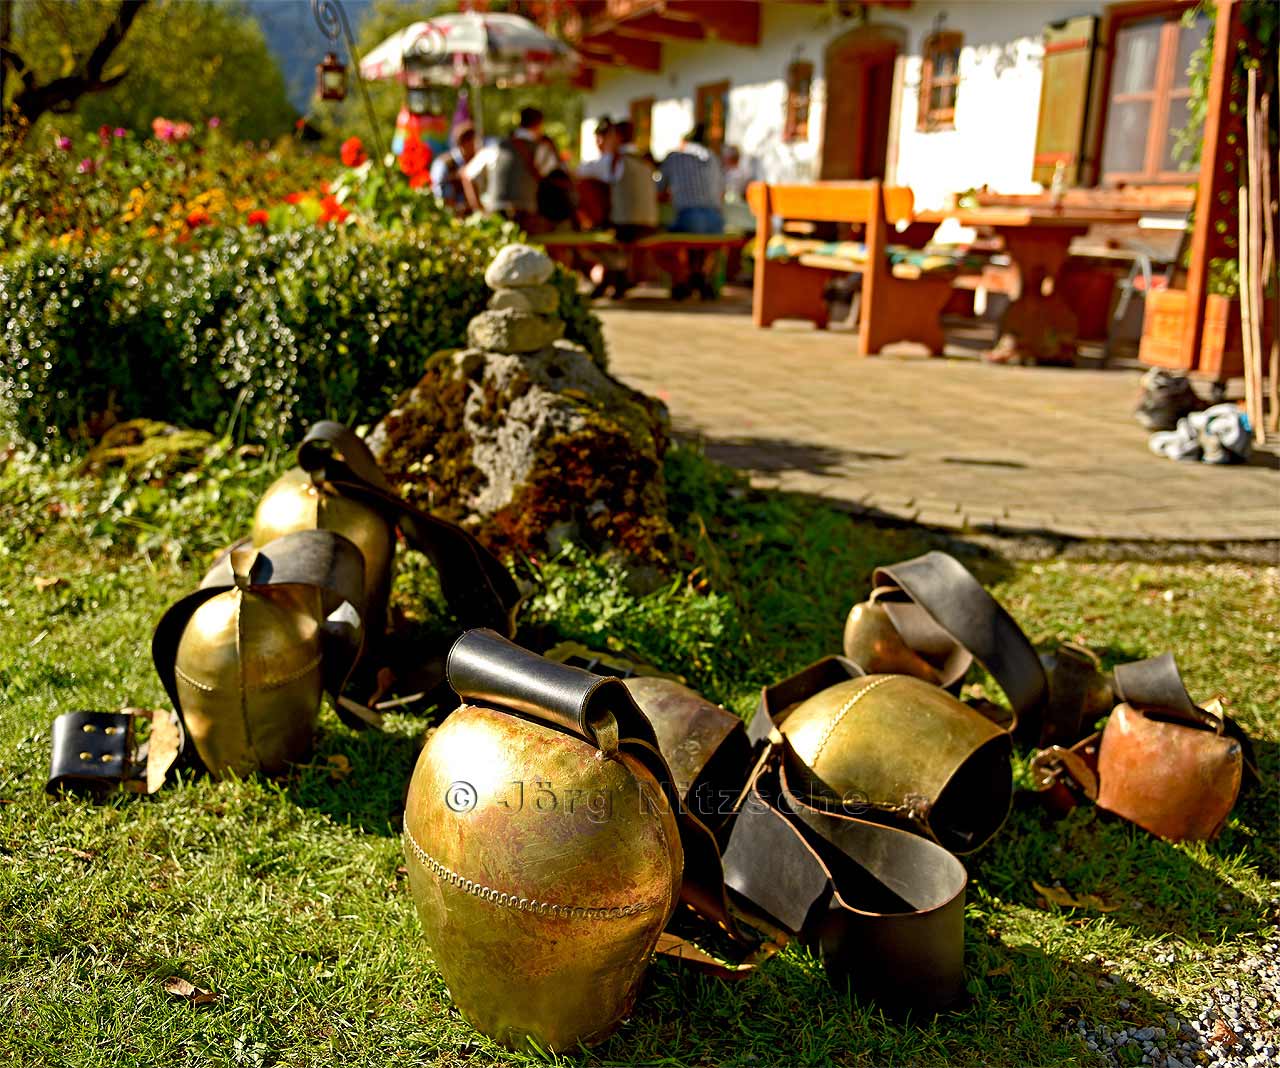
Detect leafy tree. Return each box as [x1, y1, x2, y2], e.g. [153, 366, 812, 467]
[4, 0, 295, 144]
[0, 0, 147, 139]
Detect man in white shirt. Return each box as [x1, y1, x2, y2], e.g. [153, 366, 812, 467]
[465, 107, 560, 231]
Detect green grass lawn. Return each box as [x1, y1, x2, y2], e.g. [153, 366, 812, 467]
[1, 445, 1276, 1067]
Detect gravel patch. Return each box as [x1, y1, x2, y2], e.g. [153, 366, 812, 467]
[1064, 930, 1280, 1067]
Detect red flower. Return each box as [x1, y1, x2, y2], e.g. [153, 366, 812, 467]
[408, 171, 430, 189]
[295, 117, 307, 130]
[340, 136, 367, 168]
[318, 195, 349, 224]
[186, 208, 211, 229]
[247, 209, 270, 227]
[398, 136, 431, 180]
[284, 191, 306, 205]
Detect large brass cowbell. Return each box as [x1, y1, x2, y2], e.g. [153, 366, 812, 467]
[173, 545, 324, 777]
[403, 634, 684, 1051]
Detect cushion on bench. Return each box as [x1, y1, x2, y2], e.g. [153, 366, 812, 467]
[765, 235, 987, 277]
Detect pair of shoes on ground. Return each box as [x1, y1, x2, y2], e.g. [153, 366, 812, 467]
[1149, 403, 1253, 464]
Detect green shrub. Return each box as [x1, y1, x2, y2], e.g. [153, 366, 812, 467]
[0, 216, 606, 450]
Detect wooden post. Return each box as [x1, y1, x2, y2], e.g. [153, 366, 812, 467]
[1181, 0, 1239, 370]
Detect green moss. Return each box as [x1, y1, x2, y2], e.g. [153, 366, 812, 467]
[82, 418, 216, 474]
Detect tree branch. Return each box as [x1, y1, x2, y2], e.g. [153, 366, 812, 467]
[9, 0, 148, 135]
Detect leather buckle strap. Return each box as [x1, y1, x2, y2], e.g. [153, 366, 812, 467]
[297, 421, 522, 638]
[47, 708, 185, 796]
[870, 551, 1048, 746]
[721, 749, 968, 1014]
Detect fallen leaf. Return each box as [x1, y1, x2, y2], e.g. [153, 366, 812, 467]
[326, 754, 352, 781]
[1032, 880, 1120, 912]
[162, 975, 218, 1005]
[33, 575, 65, 591]
[1208, 1019, 1239, 1044]
[1208, 1019, 1238, 1047]
[986, 962, 1012, 976]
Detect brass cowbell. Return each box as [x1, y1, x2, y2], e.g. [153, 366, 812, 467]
[253, 467, 394, 638]
[173, 544, 324, 777]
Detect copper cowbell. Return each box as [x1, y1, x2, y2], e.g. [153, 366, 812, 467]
[173, 546, 323, 777]
[779, 674, 1012, 853]
[253, 467, 394, 638]
[403, 700, 683, 1050]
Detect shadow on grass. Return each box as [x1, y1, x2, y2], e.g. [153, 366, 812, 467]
[608, 933, 1208, 1067]
[282, 715, 430, 838]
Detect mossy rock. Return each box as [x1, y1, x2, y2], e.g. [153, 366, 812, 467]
[82, 419, 216, 474]
[368, 340, 673, 563]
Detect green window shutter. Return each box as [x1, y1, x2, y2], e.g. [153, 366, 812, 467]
[1032, 15, 1100, 185]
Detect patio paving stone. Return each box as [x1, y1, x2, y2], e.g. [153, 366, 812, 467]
[598, 294, 1280, 543]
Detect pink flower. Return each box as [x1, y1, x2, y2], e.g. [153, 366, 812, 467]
[207, 116, 221, 129]
[113, 127, 127, 138]
[151, 117, 193, 143]
[55, 136, 72, 151]
[77, 158, 96, 174]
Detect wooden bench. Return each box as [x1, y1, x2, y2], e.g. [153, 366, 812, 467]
[747, 181, 976, 356]
[533, 230, 749, 286]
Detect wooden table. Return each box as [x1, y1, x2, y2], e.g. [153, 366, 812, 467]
[916, 207, 1142, 363]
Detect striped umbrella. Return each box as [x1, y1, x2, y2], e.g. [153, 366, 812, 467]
[359, 12, 577, 87]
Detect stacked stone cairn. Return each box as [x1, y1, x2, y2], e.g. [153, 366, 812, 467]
[468, 244, 565, 354]
[368, 244, 673, 563]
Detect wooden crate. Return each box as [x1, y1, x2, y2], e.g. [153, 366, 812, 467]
[1139, 288, 1250, 381]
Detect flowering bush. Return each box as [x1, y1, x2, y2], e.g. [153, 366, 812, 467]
[1, 215, 605, 451]
[0, 119, 333, 252]
[0, 113, 606, 452]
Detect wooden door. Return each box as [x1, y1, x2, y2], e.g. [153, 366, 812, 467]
[821, 31, 900, 180]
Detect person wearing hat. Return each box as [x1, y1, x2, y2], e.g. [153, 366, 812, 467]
[431, 122, 480, 215]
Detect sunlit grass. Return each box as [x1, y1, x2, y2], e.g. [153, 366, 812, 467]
[1, 445, 1275, 1066]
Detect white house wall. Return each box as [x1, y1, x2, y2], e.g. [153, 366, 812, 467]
[577, 0, 1090, 208]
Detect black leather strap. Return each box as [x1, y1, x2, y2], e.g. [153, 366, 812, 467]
[1041, 643, 1101, 747]
[1113, 653, 1202, 723]
[872, 551, 1048, 746]
[296, 421, 521, 637]
[749, 656, 865, 746]
[152, 530, 369, 737]
[721, 751, 967, 1013]
[447, 628, 652, 753]
[47, 708, 187, 796]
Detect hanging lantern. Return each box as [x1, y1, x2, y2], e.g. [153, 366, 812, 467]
[404, 65, 444, 117]
[317, 51, 348, 101]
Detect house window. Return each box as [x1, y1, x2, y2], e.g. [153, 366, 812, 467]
[1100, 7, 1207, 183]
[629, 97, 654, 154]
[784, 61, 813, 143]
[917, 31, 962, 131]
[695, 80, 729, 154]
